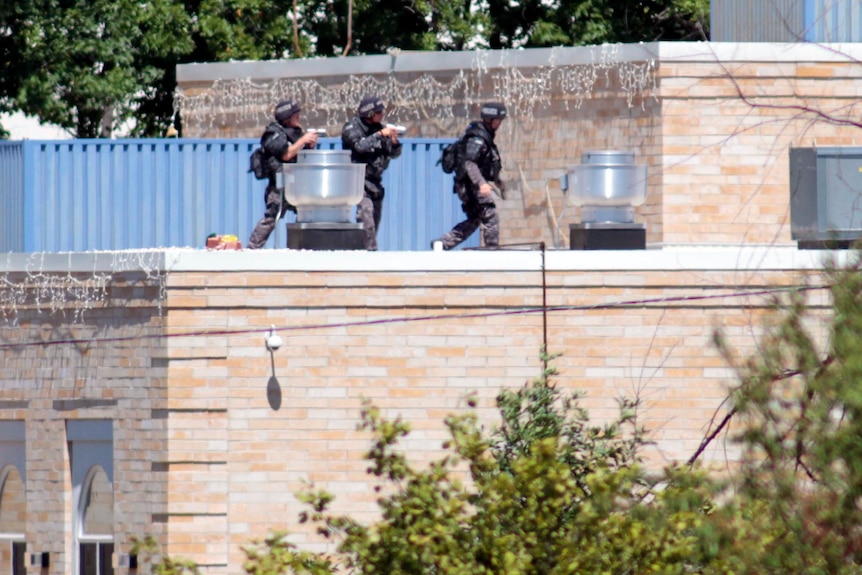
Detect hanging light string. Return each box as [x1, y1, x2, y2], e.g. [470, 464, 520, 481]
[1, 251, 166, 327]
[174, 46, 658, 136]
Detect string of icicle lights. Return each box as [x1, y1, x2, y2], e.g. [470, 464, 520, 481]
[174, 46, 658, 134]
[0, 251, 166, 327]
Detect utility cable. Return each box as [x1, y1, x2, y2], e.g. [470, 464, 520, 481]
[0, 284, 826, 351]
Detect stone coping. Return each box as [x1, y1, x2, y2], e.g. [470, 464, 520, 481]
[177, 42, 862, 83]
[0, 246, 852, 274]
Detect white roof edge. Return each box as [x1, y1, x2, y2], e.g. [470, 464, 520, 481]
[177, 44, 656, 82]
[176, 42, 862, 83]
[0, 247, 852, 274]
[177, 44, 660, 82]
[656, 41, 862, 62]
[0, 251, 169, 274]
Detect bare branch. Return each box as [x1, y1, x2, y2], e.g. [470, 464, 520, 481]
[688, 355, 835, 466]
[292, 0, 303, 58]
[342, 0, 353, 57]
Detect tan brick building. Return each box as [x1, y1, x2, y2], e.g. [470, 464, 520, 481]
[2, 41, 862, 575]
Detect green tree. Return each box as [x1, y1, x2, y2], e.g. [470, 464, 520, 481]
[195, 0, 297, 60]
[423, 0, 490, 50]
[300, 0, 433, 56]
[1, 0, 709, 137]
[707, 256, 862, 574]
[490, 353, 645, 485]
[485, 0, 709, 49]
[0, 0, 34, 138]
[127, 0, 198, 137]
[13, 0, 193, 138]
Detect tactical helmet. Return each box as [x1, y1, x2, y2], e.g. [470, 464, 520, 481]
[358, 95, 385, 118]
[274, 100, 301, 123]
[480, 102, 507, 121]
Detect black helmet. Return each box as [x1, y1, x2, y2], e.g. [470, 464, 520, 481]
[358, 95, 385, 118]
[480, 102, 507, 121]
[274, 100, 301, 123]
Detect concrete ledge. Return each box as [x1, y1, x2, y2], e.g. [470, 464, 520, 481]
[0, 246, 851, 274]
[177, 42, 862, 83]
[177, 44, 660, 82]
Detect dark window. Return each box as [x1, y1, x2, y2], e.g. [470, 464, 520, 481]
[80, 543, 96, 575]
[80, 543, 114, 575]
[100, 543, 114, 575]
[12, 542, 25, 575]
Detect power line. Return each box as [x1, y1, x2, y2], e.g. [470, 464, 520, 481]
[0, 284, 826, 351]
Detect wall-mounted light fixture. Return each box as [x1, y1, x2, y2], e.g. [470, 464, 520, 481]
[117, 553, 138, 569]
[265, 325, 283, 352]
[30, 552, 49, 568]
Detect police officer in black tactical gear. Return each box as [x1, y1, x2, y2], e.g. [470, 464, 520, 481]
[435, 102, 507, 250]
[341, 95, 403, 251]
[247, 99, 319, 249]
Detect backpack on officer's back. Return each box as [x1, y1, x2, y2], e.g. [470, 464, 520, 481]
[438, 137, 464, 175]
[249, 148, 268, 180]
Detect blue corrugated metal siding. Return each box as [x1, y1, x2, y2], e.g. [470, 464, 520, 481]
[21, 139, 263, 252]
[711, 0, 801, 42]
[379, 140, 479, 251]
[711, 0, 862, 42]
[0, 137, 476, 252]
[0, 142, 25, 252]
[804, 0, 862, 42]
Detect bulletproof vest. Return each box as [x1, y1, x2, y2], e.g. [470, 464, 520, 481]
[462, 122, 501, 181]
[261, 122, 304, 185]
[342, 117, 394, 182]
[262, 123, 304, 161]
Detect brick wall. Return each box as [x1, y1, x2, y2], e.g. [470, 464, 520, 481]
[153, 249, 834, 572]
[0, 248, 843, 573]
[657, 56, 862, 246]
[0, 269, 167, 575]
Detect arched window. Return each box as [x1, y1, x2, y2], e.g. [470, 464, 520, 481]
[68, 420, 113, 575]
[77, 465, 114, 575]
[0, 465, 26, 575]
[0, 420, 26, 575]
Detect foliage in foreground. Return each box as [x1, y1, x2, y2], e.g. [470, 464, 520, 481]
[708, 256, 862, 575]
[242, 350, 725, 575]
[130, 536, 201, 575]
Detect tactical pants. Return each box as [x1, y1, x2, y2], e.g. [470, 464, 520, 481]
[356, 194, 384, 251]
[439, 190, 499, 250]
[247, 185, 294, 249]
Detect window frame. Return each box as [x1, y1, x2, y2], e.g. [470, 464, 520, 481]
[0, 422, 26, 575]
[68, 421, 114, 575]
